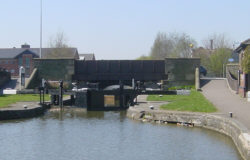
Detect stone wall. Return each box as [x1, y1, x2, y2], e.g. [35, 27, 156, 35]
[227, 63, 239, 78]
[164, 58, 200, 87]
[34, 58, 75, 88]
[25, 68, 39, 89]
[226, 64, 239, 92]
[0, 103, 50, 120]
[127, 108, 250, 160]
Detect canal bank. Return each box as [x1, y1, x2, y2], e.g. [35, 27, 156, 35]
[127, 98, 250, 160]
[0, 102, 50, 120]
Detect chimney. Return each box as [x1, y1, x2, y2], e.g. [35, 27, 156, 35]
[21, 43, 30, 48]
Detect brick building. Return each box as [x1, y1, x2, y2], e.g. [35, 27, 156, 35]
[0, 44, 79, 77]
[235, 39, 250, 97]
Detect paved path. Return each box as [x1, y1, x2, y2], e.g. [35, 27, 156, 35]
[134, 95, 168, 110]
[201, 79, 250, 129]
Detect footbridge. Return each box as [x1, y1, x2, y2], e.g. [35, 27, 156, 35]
[72, 60, 167, 82]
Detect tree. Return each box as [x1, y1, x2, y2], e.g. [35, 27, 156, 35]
[209, 48, 232, 76]
[242, 46, 250, 73]
[202, 33, 232, 49]
[192, 47, 211, 70]
[198, 33, 233, 76]
[149, 32, 196, 59]
[45, 32, 73, 58]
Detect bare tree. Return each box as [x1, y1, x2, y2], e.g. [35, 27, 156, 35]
[49, 31, 69, 48]
[200, 33, 233, 77]
[45, 32, 73, 58]
[150, 32, 196, 59]
[202, 33, 232, 49]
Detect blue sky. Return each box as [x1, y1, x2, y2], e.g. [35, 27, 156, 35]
[0, 0, 249, 59]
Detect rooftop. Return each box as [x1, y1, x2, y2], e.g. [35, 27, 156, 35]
[0, 44, 78, 59]
[235, 38, 250, 52]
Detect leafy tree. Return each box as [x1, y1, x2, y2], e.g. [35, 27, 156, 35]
[242, 46, 250, 73]
[209, 48, 232, 76]
[199, 33, 233, 76]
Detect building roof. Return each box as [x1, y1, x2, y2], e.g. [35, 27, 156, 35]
[79, 53, 95, 60]
[235, 38, 250, 52]
[0, 47, 78, 59]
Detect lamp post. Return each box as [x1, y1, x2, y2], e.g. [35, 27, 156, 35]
[40, 0, 43, 58]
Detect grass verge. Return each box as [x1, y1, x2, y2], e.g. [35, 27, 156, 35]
[147, 90, 217, 113]
[0, 94, 50, 108]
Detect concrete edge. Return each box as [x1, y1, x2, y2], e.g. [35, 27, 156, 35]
[127, 107, 250, 160]
[0, 104, 50, 121]
[200, 77, 227, 80]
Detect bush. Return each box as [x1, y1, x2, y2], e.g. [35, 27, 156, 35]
[209, 48, 231, 76]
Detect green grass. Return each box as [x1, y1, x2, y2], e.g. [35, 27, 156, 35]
[147, 90, 217, 113]
[0, 94, 50, 108]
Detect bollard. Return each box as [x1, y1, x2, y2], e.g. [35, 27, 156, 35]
[229, 112, 233, 118]
[195, 67, 200, 91]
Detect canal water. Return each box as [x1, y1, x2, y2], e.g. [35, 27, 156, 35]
[0, 110, 242, 160]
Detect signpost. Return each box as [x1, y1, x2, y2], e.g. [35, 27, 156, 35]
[228, 58, 234, 63]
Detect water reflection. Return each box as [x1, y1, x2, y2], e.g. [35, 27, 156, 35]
[0, 109, 243, 160]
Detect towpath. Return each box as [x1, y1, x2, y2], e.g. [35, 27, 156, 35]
[201, 79, 250, 129]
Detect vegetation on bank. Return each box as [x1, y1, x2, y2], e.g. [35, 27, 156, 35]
[0, 94, 50, 108]
[147, 90, 217, 113]
[242, 46, 250, 73]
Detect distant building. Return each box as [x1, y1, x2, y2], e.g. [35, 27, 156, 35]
[79, 53, 95, 60]
[0, 44, 79, 77]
